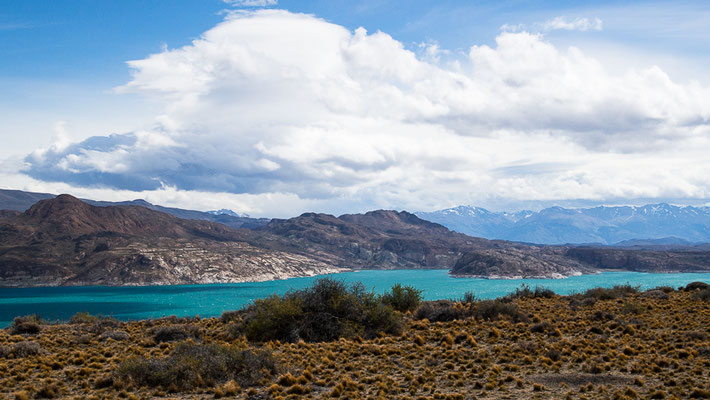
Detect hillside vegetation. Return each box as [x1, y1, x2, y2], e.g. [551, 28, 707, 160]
[1, 280, 709, 399]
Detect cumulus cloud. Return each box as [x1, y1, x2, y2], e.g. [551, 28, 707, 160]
[22, 10, 710, 215]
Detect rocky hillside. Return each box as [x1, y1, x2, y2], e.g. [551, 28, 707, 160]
[450, 247, 591, 279]
[257, 210, 492, 269]
[0, 195, 340, 287]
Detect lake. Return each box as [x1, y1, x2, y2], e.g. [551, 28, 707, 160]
[2, 270, 710, 327]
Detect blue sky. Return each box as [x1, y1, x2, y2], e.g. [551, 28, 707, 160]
[2, 1, 710, 216]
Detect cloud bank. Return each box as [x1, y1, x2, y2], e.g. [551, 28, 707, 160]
[23, 10, 710, 215]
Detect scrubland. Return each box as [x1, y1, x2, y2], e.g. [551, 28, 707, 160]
[1, 280, 709, 399]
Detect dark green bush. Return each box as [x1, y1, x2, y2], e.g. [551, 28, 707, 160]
[10, 341, 44, 358]
[414, 300, 472, 322]
[220, 310, 241, 323]
[530, 321, 551, 333]
[68, 312, 98, 324]
[683, 282, 709, 291]
[653, 286, 675, 293]
[503, 284, 555, 301]
[694, 288, 710, 302]
[152, 325, 201, 343]
[4, 341, 44, 357]
[10, 315, 41, 335]
[460, 291, 476, 304]
[641, 290, 669, 300]
[474, 299, 527, 322]
[381, 283, 423, 312]
[620, 301, 644, 315]
[88, 316, 122, 334]
[235, 278, 403, 342]
[590, 310, 615, 321]
[116, 342, 277, 390]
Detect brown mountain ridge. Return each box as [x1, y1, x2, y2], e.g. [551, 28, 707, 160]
[1, 194, 710, 287]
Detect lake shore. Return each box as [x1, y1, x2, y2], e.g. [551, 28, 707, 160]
[4, 270, 710, 328]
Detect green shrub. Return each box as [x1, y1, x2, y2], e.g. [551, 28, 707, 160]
[88, 316, 122, 334]
[460, 291, 476, 304]
[116, 342, 277, 390]
[9, 341, 44, 357]
[0, 343, 43, 359]
[621, 301, 645, 315]
[235, 278, 403, 342]
[503, 284, 555, 301]
[68, 312, 98, 324]
[381, 284, 423, 312]
[694, 288, 710, 302]
[10, 315, 41, 335]
[683, 282, 709, 291]
[653, 286, 675, 293]
[474, 300, 527, 322]
[583, 284, 639, 300]
[220, 310, 241, 323]
[152, 325, 201, 343]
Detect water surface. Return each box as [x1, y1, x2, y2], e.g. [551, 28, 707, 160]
[2, 270, 709, 327]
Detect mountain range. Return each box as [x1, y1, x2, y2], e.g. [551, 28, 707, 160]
[0, 188, 269, 229]
[2, 191, 710, 287]
[416, 204, 710, 245]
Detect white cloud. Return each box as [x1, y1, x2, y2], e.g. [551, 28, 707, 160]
[224, 0, 277, 7]
[539, 16, 603, 32]
[21, 10, 710, 215]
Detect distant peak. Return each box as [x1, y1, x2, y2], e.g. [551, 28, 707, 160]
[24, 194, 90, 220]
[207, 209, 249, 218]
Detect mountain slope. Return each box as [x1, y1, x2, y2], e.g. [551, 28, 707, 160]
[0, 195, 339, 287]
[417, 204, 710, 245]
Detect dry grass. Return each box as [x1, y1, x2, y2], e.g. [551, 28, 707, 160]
[1, 286, 709, 399]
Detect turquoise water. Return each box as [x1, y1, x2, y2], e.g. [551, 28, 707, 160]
[1, 270, 709, 327]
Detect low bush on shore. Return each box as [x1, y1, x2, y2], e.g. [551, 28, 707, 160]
[230, 278, 404, 342]
[502, 284, 555, 301]
[10, 315, 41, 335]
[580, 284, 640, 300]
[381, 283, 423, 312]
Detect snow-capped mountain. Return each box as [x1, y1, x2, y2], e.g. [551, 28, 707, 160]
[206, 209, 249, 218]
[416, 204, 710, 245]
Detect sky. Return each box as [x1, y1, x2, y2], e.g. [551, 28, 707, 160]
[1, 0, 710, 217]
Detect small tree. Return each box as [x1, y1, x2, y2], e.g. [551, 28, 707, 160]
[382, 283, 423, 312]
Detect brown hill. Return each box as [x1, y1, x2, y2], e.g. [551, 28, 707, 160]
[0, 195, 339, 287]
[19, 194, 241, 240]
[259, 210, 488, 269]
